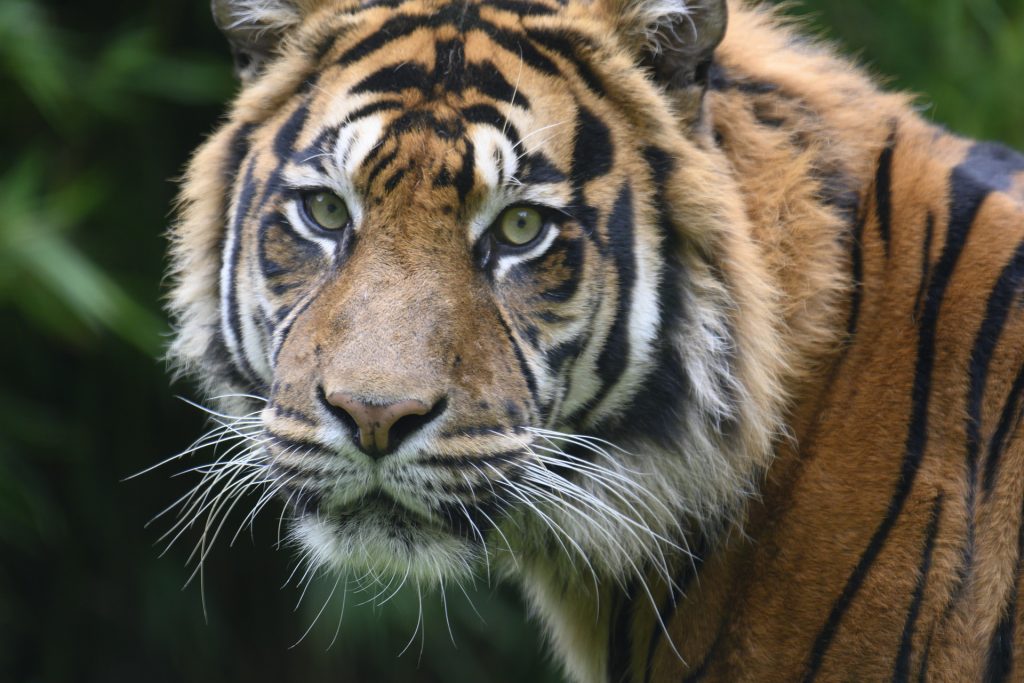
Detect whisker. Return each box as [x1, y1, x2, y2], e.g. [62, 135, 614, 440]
[289, 571, 342, 650]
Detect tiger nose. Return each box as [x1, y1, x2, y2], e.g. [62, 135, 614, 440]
[324, 391, 441, 457]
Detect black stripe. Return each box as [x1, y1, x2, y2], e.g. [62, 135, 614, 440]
[479, 24, 560, 76]
[359, 0, 407, 9]
[365, 149, 399, 188]
[608, 579, 639, 683]
[336, 3, 565, 78]
[385, 109, 446, 137]
[538, 237, 584, 302]
[258, 210, 321, 278]
[520, 152, 567, 184]
[223, 123, 255, 189]
[568, 105, 612, 248]
[251, 101, 311, 223]
[383, 166, 408, 192]
[912, 212, 935, 318]
[893, 494, 944, 682]
[983, 361, 1024, 496]
[984, 493, 1024, 682]
[295, 126, 340, 173]
[485, 0, 558, 16]
[345, 99, 404, 123]
[526, 28, 605, 96]
[269, 403, 319, 426]
[351, 62, 431, 95]
[224, 159, 265, 389]
[268, 432, 331, 456]
[960, 239, 1024, 592]
[311, 31, 341, 62]
[452, 140, 476, 204]
[272, 102, 310, 160]
[572, 105, 613, 181]
[875, 125, 897, 258]
[336, 14, 423, 68]
[605, 147, 690, 447]
[803, 140, 994, 682]
[465, 61, 530, 108]
[845, 201, 867, 337]
[494, 309, 541, 414]
[587, 184, 636, 414]
[917, 625, 936, 682]
[707, 63, 778, 95]
[435, 38, 466, 92]
[461, 104, 521, 145]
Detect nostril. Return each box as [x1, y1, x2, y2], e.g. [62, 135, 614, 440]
[319, 386, 360, 440]
[387, 397, 447, 452]
[320, 389, 447, 458]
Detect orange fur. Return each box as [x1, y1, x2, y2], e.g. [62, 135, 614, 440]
[168, 1, 1024, 680]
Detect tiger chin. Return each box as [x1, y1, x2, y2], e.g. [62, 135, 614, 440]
[166, 0, 1024, 680]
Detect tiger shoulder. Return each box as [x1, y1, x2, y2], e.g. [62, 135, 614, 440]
[166, 0, 1024, 680]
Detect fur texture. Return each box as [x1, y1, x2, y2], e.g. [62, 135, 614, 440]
[166, 0, 1024, 680]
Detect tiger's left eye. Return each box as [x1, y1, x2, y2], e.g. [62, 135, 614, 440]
[496, 207, 544, 246]
[302, 190, 350, 231]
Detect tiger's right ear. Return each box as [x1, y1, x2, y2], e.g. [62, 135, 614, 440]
[211, 0, 308, 81]
[598, 0, 727, 128]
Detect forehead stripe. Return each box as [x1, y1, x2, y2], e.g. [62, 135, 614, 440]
[351, 63, 433, 95]
[335, 4, 561, 76]
[462, 104, 521, 146]
[344, 99, 404, 123]
[453, 140, 476, 203]
[526, 28, 605, 96]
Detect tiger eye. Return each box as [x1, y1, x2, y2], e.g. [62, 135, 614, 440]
[496, 207, 544, 246]
[303, 191, 349, 230]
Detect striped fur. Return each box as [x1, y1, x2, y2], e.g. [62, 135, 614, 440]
[166, 0, 1024, 680]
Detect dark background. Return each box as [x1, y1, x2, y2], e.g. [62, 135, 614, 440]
[1, 1, 1022, 681]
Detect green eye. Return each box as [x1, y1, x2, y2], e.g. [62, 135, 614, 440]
[496, 206, 544, 246]
[303, 190, 350, 231]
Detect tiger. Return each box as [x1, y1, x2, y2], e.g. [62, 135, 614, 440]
[164, 0, 1024, 679]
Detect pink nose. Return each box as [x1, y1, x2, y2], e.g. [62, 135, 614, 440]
[324, 391, 438, 457]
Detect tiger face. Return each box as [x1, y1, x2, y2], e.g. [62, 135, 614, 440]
[170, 0, 786, 590]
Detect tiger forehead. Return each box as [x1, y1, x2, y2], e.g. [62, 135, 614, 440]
[291, 21, 590, 208]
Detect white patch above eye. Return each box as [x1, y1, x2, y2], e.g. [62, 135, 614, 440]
[338, 115, 385, 178]
[473, 125, 519, 189]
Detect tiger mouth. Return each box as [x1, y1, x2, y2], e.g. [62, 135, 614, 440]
[284, 486, 478, 541]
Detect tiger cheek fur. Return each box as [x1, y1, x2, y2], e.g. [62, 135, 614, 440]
[166, 0, 1024, 681]
[171, 0, 787, 676]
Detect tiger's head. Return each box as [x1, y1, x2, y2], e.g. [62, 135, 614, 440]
[168, 0, 788, 590]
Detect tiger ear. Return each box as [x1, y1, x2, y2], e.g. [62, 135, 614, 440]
[211, 0, 309, 81]
[602, 0, 727, 118]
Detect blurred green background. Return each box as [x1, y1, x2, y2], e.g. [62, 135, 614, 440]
[1, 0, 1021, 681]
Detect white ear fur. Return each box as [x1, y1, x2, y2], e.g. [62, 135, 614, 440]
[610, 0, 727, 90]
[211, 0, 306, 80]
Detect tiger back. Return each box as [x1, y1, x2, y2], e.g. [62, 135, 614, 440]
[166, 0, 1024, 680]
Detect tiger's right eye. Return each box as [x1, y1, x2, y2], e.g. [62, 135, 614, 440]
[495, 206, 544, 247]
[302, 191, 350, 231]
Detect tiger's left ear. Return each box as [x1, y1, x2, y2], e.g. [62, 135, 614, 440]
[212, 0, 319, 81]
[600, 0, 727, 121]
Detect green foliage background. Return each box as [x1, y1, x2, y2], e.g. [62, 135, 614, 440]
[1, 1, 1021, 681]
